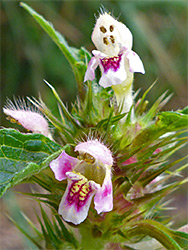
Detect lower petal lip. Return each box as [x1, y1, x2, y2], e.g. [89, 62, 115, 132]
[58, 173, 100, 225]
[84, 47, 145, 88]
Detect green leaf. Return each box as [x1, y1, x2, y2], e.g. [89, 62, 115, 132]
[0, 129, 62, 196]
[40, 205, 60, 249]
[82, 82, 99, 125]
[132, 181, 185, 205]
[19, 3, 76, 62]
[35, 205, 78, 249]
[20, 2, 90, 98]
[157, 110, 188, 130]
[96, 113, 126, 129]
[140, 155, 188, 187]
[21, 212, 43, 239]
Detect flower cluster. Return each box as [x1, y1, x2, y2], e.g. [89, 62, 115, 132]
[84, 12, 145, 113]
[3, 11, 145, 225]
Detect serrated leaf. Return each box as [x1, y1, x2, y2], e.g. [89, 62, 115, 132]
[0, 129, 62, 196]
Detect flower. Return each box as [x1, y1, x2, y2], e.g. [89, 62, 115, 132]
[3, 98, 51, 138]
[84, 47, 145, 88]
[50, 139, 113, 225]
[84, 12, 145, 114]
[84, 12, 145, 88]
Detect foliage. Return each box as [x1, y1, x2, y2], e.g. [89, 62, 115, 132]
[0, 129, 62, 196]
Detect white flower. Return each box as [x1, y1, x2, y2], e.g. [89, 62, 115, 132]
[84, 12, 145, 114]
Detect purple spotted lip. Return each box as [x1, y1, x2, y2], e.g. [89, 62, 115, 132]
[50, 139, 113, 225]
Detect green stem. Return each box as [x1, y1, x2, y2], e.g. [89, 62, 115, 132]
[126, 220, 182, 250]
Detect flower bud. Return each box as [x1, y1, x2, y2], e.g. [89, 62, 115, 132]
[3, 98, 51, 137]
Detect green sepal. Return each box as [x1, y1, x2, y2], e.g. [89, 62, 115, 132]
[44, 80, 82, 129]
[135, 80, 157, 116]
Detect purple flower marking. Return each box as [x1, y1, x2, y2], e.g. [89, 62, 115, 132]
[100, 54, 122, 73]
[65, 178, 93, 211]
[50, 151, 79, 181]
[84, 48, 145, 88]
[50, 139, 113, 225]
[58, 172, 100, 225]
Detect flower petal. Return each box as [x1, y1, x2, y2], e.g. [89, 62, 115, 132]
[84, 56, 99, 82]
[91, 12, 133, 56]
[58, 172, 100, 225]
[99, 54, 127, 88]
[99, 67, 127, 88]
[92, 50, 107, 58]
[94, 168, 113, 214]
[50, 151, 79, 181]
[126, 50, 145, 74]
[75, 139, 113, 166]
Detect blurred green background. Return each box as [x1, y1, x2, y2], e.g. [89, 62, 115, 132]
[1, 0, 187, 248]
